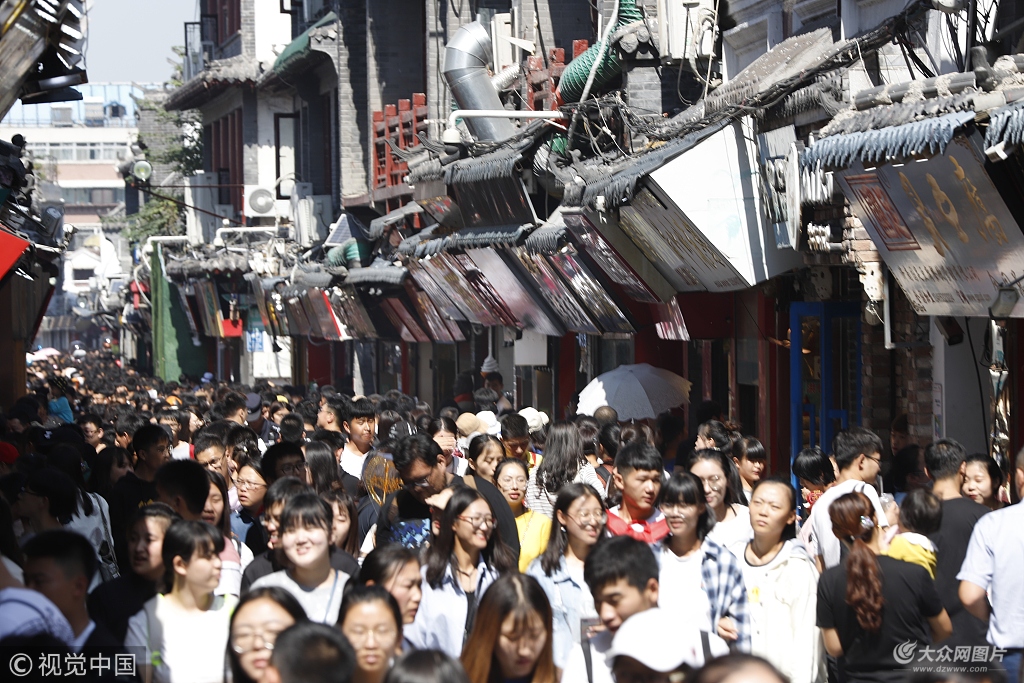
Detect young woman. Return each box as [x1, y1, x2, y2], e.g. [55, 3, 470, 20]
[817, 492, 952, 682]
[88, 446, 133, 504]
[89, 504, 179, 643]
[731, 478, 825, 683]
[429, 417, 467, 475]
[526, 422, 604, 519]
[526, 483, 604, 667]
[461, 573, 556, 683]
[228, 586, 308, 683]
[125, 520, 235, 683]
[250, 492, 352, 624]
[495, 458, 551, 572]
[406, 486, 517, 657]
[204, 470, 253, 597]
[466, 435, 505, 486]
[657, 472, 750, 652]
[358, 544, 423, 628]
[306, 442, 344, 494]
[731, 437, 767, 503]
[51, 444, 117, 583]
[688, 449, 752, 549]
[338, 585, 404, 683]
[320, 488, 359, 556]
[791, 447, 836, 517]
[695, 420, 738, 453]
[233, 458, 268, 549]
[962, 453, 1005, 510]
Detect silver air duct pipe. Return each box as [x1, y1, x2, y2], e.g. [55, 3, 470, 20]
[443, 21, 516, 142]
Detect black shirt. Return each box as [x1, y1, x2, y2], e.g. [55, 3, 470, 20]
[818, 555, 944, 683]
[87, 572, 157, 643]
[929, 496, 989, 646]
[241, 547, 360, 593]
[374, 476, 520, 558]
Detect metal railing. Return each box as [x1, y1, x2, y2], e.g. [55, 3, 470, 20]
[183, 15, 218, 82]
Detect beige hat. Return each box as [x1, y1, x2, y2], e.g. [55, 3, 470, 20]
[456, 412, 483, 437]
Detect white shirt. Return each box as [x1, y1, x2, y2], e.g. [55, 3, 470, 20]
[707, 505, 753, 549]
[340, 444, 370, 480]
[658, 546, 712, 631]
[251, 568, 349, 624]
[807, 478, 888, 569]
[0, 587, 75, 644]
[562, 629, 614, 683]
[170, 442, 191, 460]
[70, 620, 97, 652]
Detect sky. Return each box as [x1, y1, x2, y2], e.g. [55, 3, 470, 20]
[84, 0, 197, 84]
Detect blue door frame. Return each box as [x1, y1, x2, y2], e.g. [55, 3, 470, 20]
[789, 302, 863, 474]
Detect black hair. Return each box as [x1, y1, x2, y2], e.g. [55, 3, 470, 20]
[337, 584, 402, 638]
[438, 406, 460, 423]
[598, 422, 620, 464]
[263, 476, 309, 514]
[423, 486, 516, 588]
[659, 472, 716, 539]
[220, 392, 247, 419]
[271, 622, 356, 683]
[493, 457, 528, 484]
[792, 447, 835, 486]
[161, 520, 224, 591]
[697, 420, 735, 452]
[131, 423, 169, 455]
[228, 587, 310, 683]
[226, 426, 261, 466]
[534, 422, 586, 494]
[749, 476, 797, 541]
[262, 442, 306, 482]
[540, 483, 605, 575]
[346, 397, 377, 423]
[47, 444, 94, 517]
[473, 388, 499, 413]
[733, 436, 766, 462]
[117, 414, 149, 442]
[22, 529, 98, 583]
[964, 453, 1005, 489]
[384, 650, 470, 683]
[154, 460, 211, 516]
[357, 544, 420, 586]
[128, 502, 181, 532]
[686, 448, 746, 509]
[77, 413, 103, 431]
[899, 488, 942, 536]
[25, 467, 78, 521]
[484, 372, 503, 385]
[924, 439, 967, 480]
[280, 492, 333, 534]
[500, 413, 530, 440]
[613, 440, 663, 473]
[583, 535, 658, 596]
[393, 434, 442, 473]
[305, 442, 342, 495]
[279, 413, 306, 444]
[833, 427, 884, 471]
[319, 489, 358, 555]
[426, 417, 457, 438]
[576, 416, 600, 458]
[466, 434, 503, 463]
[205, 470, 231, 537]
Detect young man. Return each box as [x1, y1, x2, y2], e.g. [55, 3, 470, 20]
[278, 413, 306, 444]
[807, 427, 889, 570]
[193, 431, 239, 513]
[959, 445, 1024, 681]
[154, 460, 209, 522]
[924, 438, 989, 647]
[110, 424, 172, 572]
[77, 414, 105, 450]
[501, 413, 541, 469]
[606, 608, 728, 683]
[264, 622, 356, 683]
[221, 392, 250, 425]
[113, 413, 148, 450]
[608, 442, 667, 543]
[316, 398, 346, 433]
[23, 530, 121, 650]
[262, 442, 309, 485]
[378, 434, 519, 556]
[339, 398, 376, 481]
[157, 410, 191, 460]
[483, 372, 514, 415]
[561, 536, 660, 683]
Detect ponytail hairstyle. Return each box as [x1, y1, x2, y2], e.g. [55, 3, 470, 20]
[828, 491, 883, 632]
[697, 420, 739, 453]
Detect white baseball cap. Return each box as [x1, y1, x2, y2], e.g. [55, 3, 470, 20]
[605, 608, 728, 671]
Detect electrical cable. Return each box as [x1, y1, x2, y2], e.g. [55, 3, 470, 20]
[965, 319, 990, 453]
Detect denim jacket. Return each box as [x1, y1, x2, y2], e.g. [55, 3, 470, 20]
[405, 560, 501, 658]
[526, 556, 591, 668]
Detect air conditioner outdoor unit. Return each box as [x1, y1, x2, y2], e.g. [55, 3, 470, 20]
[294, 195, 334, 246]
[657, 0, 718, 66]
[243, 185, 290, 219]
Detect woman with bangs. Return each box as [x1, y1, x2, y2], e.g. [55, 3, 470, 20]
[251, 491, 352, 623]
[461, 573, 556, 683]
[202, 469, 253, 597]
[125, 519, 234, 683]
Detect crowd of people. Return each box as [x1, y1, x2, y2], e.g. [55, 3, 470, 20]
[0, 351, 1017, 683]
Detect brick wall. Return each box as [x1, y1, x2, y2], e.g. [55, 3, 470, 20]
[336, 1, 369, 201]
[367, 3, 426, 113]
[134, 88, 182, 186]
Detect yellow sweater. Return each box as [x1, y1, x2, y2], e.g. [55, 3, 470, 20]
[516, 510, 552, 572]
[885, 533, 937, 578]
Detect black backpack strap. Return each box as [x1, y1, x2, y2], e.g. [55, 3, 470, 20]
[582, 630, 593, 683]
[700, 630, 713, 663]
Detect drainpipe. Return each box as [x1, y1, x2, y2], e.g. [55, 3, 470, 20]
[443, 21, 516, 142]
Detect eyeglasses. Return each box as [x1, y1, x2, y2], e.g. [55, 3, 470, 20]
[497, 476, 527, 490]
[457, 515, 495, 529]
[278, 462, 307, 476]
[237, 480, 266, 491]
[344, 625, 398, 645]
[231, 626, 286, 654]
[405, 475, 432, 489]
[569, 511, 607, 527]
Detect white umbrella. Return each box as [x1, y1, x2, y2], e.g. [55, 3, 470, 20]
[36, 347, 61, 357]
[577, 363, 692, 421]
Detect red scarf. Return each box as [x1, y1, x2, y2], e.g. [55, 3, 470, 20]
[606, 510, 669, 544]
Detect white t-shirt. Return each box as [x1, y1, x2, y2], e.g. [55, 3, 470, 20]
[707, 505, 753, 549]
[562, 629, 614, 683]
[340, 444, 369, 480]
[730, 538, 793, 654]
[251, 568, 350, 624]
[808, 478, 888, 569]
[125, 594, 235, 683]
[658, 546, 712, 631]
[171, 442, 191, 460]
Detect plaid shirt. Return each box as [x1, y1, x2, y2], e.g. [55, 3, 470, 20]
[699, 537, 751, 652]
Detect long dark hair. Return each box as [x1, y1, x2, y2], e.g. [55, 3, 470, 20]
[686, 448, 745, 508]
[319, 488, 359, 556]
[659, 472, 716, 539]
[357, 544, 420, 586]
[697, 420, 738, 452]
[161, 520, 224, 593]
[534, 422, 586, 494]
[424, 486, 516, 588]
[385, 650, 470, 683]
[830, 491, 883, 632]
[305, 441, 342, 494]
[461, 574, 555, 683]
[89, 446, 131, 501]
[540, 483, 604, 575]
[228, 586, 309, 683]
[206, 469, 232, 537]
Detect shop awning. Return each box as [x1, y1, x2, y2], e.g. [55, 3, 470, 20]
[0, 230, 30, 285]
[270, 12, 338, 80]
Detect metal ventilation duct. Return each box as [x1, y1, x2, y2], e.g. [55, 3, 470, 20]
[442, 21, 516, 142]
